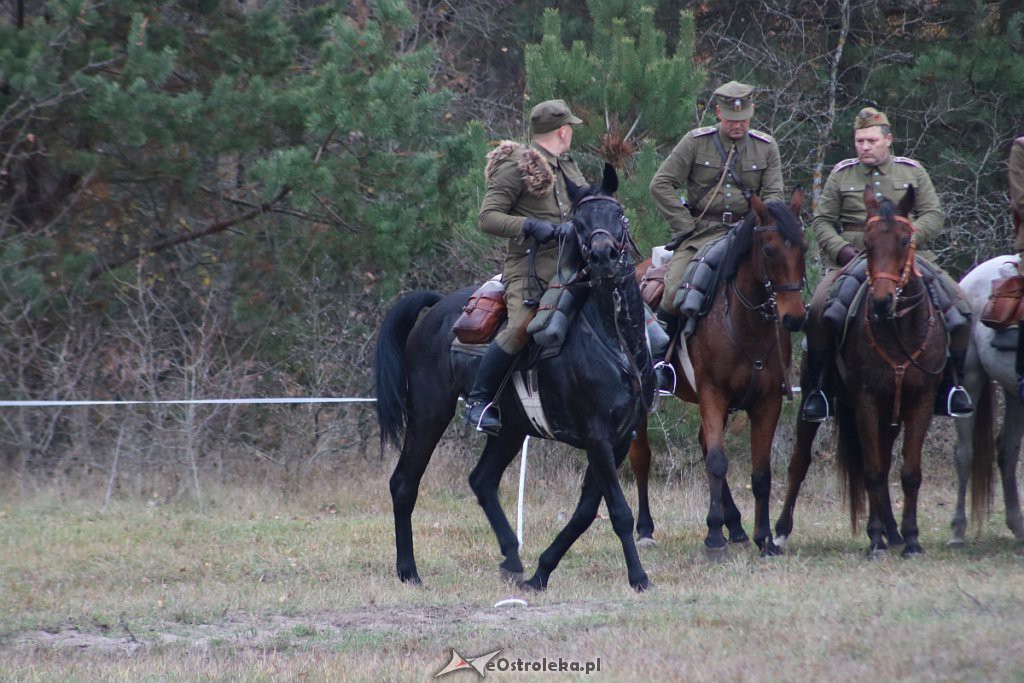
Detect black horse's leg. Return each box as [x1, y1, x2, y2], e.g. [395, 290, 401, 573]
[468, 430, 528, 579]
[629, 415, 656, 543]
[997, 394, 1024, 538]
[775, 418, 821, 549]
[522, 464, 604, 592]
[390, 395, 457, 585]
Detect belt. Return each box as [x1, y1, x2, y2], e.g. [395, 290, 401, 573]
[839, 222, 864, 232]
[697, 212, 738, 225]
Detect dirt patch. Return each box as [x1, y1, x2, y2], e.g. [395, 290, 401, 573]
[11, 602, 620, 655]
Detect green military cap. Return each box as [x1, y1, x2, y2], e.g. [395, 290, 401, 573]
[712, 81, 755, 121]
[854, 106, 890, 129]
[530, 99, 583, 134]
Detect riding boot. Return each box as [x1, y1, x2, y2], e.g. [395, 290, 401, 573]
[465, 343, 517, 435]
[800, 346, 832, 422]
[934, 350, 973, 418]
[652, 309, 679, 395]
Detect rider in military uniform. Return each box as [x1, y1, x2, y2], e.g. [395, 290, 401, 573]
[464, 99, 586, 434]
[801, 107, 972, 421]
[648, 80, 784, 385]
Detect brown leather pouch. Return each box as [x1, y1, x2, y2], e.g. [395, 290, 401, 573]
[638, 264, 667, 310]
[453, 281, 507, 344]
[980, 275, 1024, 329]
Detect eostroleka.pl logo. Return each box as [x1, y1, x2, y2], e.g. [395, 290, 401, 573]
[435, 649, 505, 677]
[435, 648, 602, 677]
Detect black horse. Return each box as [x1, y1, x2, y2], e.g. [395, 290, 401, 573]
[375, 164, 655, 591]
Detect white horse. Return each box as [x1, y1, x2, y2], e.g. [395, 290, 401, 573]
[950, 254, 1024, 544]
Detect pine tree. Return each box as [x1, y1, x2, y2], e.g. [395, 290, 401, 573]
[523, 1, 705, 252]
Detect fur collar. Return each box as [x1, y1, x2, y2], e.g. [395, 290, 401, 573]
[484, 140, 555, 197]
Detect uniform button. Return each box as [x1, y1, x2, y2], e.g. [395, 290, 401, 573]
[874, 181, 880, 186]
[704, 161, 710, 165]
[726, 193, 732, 197]
[752, 164, 758, 169]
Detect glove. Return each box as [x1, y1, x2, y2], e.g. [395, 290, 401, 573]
[837, 244, 860, 266]
[552, 221, 575, 241]
[522, 219, 556, 244]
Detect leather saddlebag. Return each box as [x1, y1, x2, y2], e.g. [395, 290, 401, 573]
[453, 280, 507, 344]
[638, 264, 667, 310]
[980, 275, 1024, 330]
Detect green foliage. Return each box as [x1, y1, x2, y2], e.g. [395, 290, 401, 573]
[524, 2, 704, 254]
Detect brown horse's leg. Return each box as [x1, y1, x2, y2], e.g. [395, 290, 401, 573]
[700, 399, 731, 550]
[775, 417, 821, 549]
[875, 424, 904, 549]
[720, 479, 749, 543]
[899, 404, 932, 556]
[629, 415, 655, 543]
[998, 394, 1024, 539]
[750, 399, 783, 555]
[855, 399, 891, 554]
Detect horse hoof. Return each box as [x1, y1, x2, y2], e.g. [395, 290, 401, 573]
[946, 536, 966, 548]
[867, 547, 888, 560]
[774, 535, 790, 551]
[500, 567, 524, 583]
[729, 532, 750, 544]
[518, 575, 547, 592]
[631, 574, 651, 592]
[901, 544, 924, 557]
[636, 536, 657, 548]
[399, 573, 423, 586]
[760, 541, 783, 557]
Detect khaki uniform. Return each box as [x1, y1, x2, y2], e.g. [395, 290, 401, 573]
[1009, 136, 1024, 256]
[478, 141, 584, 354]
[812, 156, 943, 269]
[650, 126, 783, 314]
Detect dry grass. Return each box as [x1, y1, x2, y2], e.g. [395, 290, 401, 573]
[1, 428, 1023, 682]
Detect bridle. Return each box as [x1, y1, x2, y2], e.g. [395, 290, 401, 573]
[569, 194, 637, 284]
[860, 213, 942, 425]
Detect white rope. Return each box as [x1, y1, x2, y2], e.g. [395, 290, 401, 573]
[0, 397, 375, 407]
[516, 435, 529, 547]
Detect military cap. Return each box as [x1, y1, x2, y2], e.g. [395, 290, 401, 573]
[854, 107, 890, 130]
[712, 81, 755, 121]
[530, 99, 583, 135]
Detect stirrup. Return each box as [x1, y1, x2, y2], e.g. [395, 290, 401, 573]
[943, 386, 973, 419]
[466, 400, 501, 434]
[654, 361, 676, 397]
[801, 389, 830, 423]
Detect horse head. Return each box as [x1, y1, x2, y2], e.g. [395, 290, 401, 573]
[863, 185, 917, 320]
[747, 189, 808, 331]
[566, 163, 632, 281]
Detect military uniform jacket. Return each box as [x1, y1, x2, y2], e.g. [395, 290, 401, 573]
[1009, 137, 1024, 250]
[478, 141, 584, 260]
[812, 155, 943, 269]
[649, 126, 784, 242]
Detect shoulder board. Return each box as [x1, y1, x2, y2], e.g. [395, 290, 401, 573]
[832, 158, 860, 172]
[748, 129, 774, 143]
[893, 156, 922, 168]
[692, 126, 717, 137]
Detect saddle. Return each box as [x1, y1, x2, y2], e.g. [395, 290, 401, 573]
[823, 254, 969, 343]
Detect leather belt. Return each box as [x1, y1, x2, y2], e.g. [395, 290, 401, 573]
[698, 212, 737, 225]
[839, 222, 864, 232]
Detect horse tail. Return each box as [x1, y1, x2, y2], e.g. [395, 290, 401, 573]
[834, 403, 865, 532]
[374, 290, 443, 453]
[969, 379, 995, 528]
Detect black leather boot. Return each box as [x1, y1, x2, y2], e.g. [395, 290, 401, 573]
[935, 350, 972, 418]
[652, 309, 680, 395]
[801, 347, 831, 422]
[465, 343, 517, 435]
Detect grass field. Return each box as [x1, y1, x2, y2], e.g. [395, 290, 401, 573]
[1, 427, 1023, 682]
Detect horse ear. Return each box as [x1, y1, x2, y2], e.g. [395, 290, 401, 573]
[749, 193, 769, 224]
[788, 186, 804, 217]
[601, 162, 619, 196]
[863, 186, 880, 215]
[897, 185, 916, 217]
[565, 175, 586, 204]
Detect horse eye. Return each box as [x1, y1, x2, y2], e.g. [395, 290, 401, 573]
[901, 237, 911, 247]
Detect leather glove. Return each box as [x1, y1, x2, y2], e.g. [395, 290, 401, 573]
[837, 244, 860, 266]
[522, 219, 556, 244]
[552, 221, 575, 241]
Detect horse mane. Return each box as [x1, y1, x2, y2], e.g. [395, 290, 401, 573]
[876, 197, 897, 221]
[719, 200, 802, 282]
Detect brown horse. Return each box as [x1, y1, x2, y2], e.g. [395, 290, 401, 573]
[774, 187, 946, 556]
[630, 190, 807, 554]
